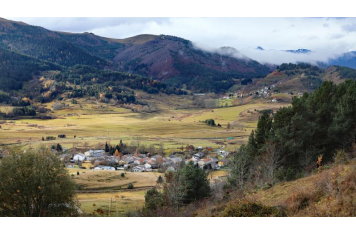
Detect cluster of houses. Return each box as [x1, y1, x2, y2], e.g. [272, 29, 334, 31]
[67, 146, 230, 172]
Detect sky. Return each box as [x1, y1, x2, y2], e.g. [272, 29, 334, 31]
[7, 17, 356, 65]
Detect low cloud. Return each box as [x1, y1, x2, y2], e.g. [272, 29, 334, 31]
[342, 23, 356, 32]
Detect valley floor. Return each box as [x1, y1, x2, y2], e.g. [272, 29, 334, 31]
[0, 100, 285, 216]
[0, 102, 284, 152]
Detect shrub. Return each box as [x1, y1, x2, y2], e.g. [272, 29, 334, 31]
[127, 182, 134, 189]
[143, 187, 165, 213]
[283, 189, 322, 215]
[334, 149, 347, 164]
[52, 103, 63, 110]
[223, 200, 286, 217]
[0, 146, 79, 216]
[285, 168, 296, 181]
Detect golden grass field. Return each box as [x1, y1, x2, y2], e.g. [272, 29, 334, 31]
[77, 190, 147, 216]
[67, 168, 162, 190]
[67, 168, 228, 215]
[0, 99, 285, 152]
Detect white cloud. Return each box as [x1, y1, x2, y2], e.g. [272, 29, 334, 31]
[7, 17, 356, 65]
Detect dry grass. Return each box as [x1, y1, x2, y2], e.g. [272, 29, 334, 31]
[0, 102, 284, 152]
[247, 159, 356, 216]
[68, 169, 161, 190]
[77, 190, 146, 216]
[195, 159, 356, 217]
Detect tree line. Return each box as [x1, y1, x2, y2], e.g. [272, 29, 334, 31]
[228, 80, 356, 189]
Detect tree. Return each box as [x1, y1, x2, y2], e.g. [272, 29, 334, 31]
[254, 111, 272, 149]
[56, 143, 63, 152]
[105, 142, 109, 152]
[258, 142, 281, 187]
[163, 171, 187, 212]
[228, 145, 250, 190]
[114, 149, 119, 157]
[157, 175, 163, 184]
[179, 162, 211, 204]
[0, 146, 79, 216]
[204, 119, 216, 126]
[143, 187, 164, 214]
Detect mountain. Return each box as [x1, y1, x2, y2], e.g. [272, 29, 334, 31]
[0, 18, 271, 93]
[56, 32, 125, 61]
[328, 51, 356, 69]
[285, 48, 312, 54]
[242, 63, 356, 94]
[256, 46, 264, 51]
[113, 35, 271, 92]
[0, 47, 60, 91]
[0, 18, 108, 67]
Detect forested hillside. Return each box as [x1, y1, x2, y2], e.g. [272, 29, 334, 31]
[0, 18, 108, 67]
[0, 47, 61, 91]
[57, 32, 125, 61]
[229, 80, 356, 188]
[113, 35, 271, 92]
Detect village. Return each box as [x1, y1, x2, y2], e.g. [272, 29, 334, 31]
[218, 84, 295, 105]
[62, 142, 231, 173]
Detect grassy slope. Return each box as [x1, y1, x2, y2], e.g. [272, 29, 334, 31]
[197, 159, 356, 217]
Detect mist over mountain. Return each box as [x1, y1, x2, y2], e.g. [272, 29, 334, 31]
[0, 18, 271, 92]
[0, 17, 355, 94]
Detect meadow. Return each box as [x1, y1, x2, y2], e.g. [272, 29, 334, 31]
[0, 99, 284, 152]
[71, 169, 228, 216]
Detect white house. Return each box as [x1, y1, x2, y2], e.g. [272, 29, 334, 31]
[132, 166, 145, 172]
[94, 165, 115, 171]
[193, 152, 204, 159]
[73, 153, 86, 162]
[216, 149, 230, 158]
[103, 166, 115, 171]
[84, 150, 105, 158]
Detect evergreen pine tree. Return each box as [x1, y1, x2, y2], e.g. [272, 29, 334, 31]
[105, 142, 109, 152]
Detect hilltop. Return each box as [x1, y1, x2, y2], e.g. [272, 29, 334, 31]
[113, 35, 270, 92]
[238, 63, 356, 95]
[0, 18, 108, 67]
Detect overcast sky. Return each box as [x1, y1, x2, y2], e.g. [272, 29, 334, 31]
[8, 17, 356, 65]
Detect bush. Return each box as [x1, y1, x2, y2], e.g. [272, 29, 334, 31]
[223, 200, 286, 217]
[203, 119, 216, 126]
[0, 146, 79, 216]
[127, 182, 134, 189]
[286, 168, 297, 181]
[121, 173, 125, 178]
[143, 187, 164, 213]
[334, 149, 347, 164]
[52, 103, 63, 110]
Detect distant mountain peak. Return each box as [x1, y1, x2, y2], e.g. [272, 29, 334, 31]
[256, 46, 264, 51]
[285, 49, 312, 54]
[218, 46, 240, 54]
